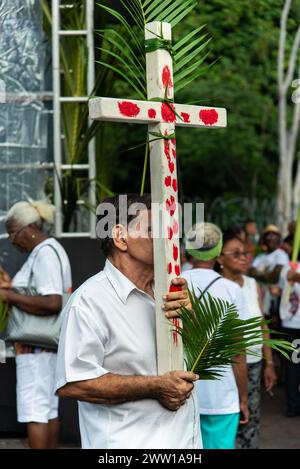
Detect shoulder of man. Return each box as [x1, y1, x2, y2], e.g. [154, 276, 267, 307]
[274, 248, 289, 264]
[66, 269, 112, 309]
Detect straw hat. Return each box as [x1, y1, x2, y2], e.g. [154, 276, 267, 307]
[262, 224, 280, 235]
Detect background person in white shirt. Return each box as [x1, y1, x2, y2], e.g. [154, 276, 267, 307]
[55, 194, 201, 449]
[251, 224, 289, 276]
[279, 263, 300, 417]
[249, 224, 289, 320]
[0, 200, 72, 449]
[182, 222, 249, 450]
[217, 230, 276, 448]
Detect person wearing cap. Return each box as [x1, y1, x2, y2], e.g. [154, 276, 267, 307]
[250, 224, 289, 284]
[182, 222, 249, 449]
[0, 200, 72, 449]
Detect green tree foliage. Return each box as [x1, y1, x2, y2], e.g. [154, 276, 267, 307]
[101, 0, 298, 224]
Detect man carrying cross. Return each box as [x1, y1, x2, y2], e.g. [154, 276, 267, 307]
[55, 194, 201, 449]
[55, 19, 226, 448]
[89, 21, 226, 375]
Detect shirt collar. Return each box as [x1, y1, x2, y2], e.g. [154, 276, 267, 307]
[104, 259, 137, 304]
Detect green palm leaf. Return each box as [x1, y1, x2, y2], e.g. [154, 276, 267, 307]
[159, 0, 197, 26]
[175, 36, 210, 69]
[144, 0, 172, 16]
[95, 61, 146, 100]
[173, 25, 206, 51]
[96, 29, 146, 95]
[97, 47, 145, 91]
[95, 0, 214, 195]
[174, 53, 212, 92]
[98, 28, 146, 73]
[177, 289, 295, 380]
[97, 3, 144, 56]
[0, 299, 11, 333]
[146, 0, 195, 24]
[97, 1, 211, 97]
[119, 0, 145, 29]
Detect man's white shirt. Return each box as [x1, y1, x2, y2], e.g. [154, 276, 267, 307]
[252, 248, 289, 272]
[55, 259, 201, 449]
[252, 248, 289, 315]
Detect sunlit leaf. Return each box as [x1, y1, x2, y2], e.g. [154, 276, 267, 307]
[178, 289, 295, 379]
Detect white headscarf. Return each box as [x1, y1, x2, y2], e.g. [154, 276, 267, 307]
[6, 199, 55, 228]
[185, 222, 223, 261]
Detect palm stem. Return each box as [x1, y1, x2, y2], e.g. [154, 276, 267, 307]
[140, 139, 149, 196]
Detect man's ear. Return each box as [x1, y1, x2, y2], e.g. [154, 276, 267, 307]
[112, 224, 128, 252]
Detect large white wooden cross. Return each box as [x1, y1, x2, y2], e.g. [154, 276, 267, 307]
[89, 22, 227, 374]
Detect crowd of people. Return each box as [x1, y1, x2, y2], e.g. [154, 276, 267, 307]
[0, 196, 299, 449]
[182, 217, 300, 448]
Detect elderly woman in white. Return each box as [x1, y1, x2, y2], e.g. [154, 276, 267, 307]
[0, 200, 72, 449]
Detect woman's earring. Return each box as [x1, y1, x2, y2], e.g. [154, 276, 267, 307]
[31, 234, 36, 239]
[220, 264, 224, 269]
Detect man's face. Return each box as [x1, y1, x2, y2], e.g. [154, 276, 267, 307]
[245, 222, 257, 237]
[126, 209, 154, 266]
[264, 232, 280, 251]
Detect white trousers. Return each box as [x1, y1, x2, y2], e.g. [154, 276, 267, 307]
[16, 352, 59, 423]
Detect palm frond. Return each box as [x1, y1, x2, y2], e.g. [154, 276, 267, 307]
[97, 46, 146, 91]
[173, 24, 207, 52]
[178, 289, 295, 380]
[97, 1, 211, 99]
[145, 0, 197, 26]
[175, 53, 211, 92]
[163, 1, 198, 27]
[97, 3, 144, 56]
[173, 27, 212, 92]
[145, 0, 174, 20]
[96, 29, 146, 94]
[93, 1, 213, 208]
[95, 60, 146, 100]
[98, 28, 146, 73]
[119, 0, 145, 29]
[0, 299, 11, 333]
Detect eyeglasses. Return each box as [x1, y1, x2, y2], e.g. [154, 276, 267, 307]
[8, 226, 26, 239]
[221, 250, 249, 259]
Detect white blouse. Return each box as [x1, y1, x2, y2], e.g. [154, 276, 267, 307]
[241, 275, 263, 364]
[12, 237, 72, 295]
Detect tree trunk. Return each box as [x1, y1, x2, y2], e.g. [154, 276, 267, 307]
[293, 157, 300, 215]
[276, 149, 293, 230]
[276, 0, 300, 233]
